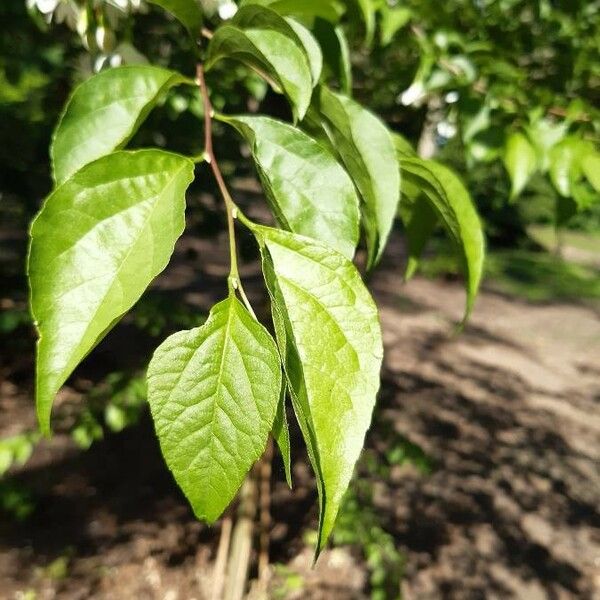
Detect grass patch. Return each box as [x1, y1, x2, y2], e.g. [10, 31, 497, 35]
[418, 246, 600, 303]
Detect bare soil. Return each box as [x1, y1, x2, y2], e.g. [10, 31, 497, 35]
[1, 226, 599, 600]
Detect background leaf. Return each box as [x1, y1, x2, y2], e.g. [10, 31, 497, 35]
[317, 86, 400, 268]
[146, 0, 202, 33]
[147, 296, 281, 522]
[503, 131, 538, 201]
[220, 114, 360, 258]
[51, 66, 189, 184]
[29, 150, 194, 433]
[254, 225, 383, 554]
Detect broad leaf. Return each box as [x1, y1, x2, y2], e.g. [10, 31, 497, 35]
[313, 19, 352, 94]
[51, 66, 189, 184]
[273, 383, 292, 487]
[147, 0, 202, 33]
[220, 114, 360, 258]
[503, 131, 537, 201]
[400, 157, 485, 319]
[254, 225, 383, 554]
[29, 150, 194, 434]
[147, 296, 281, 522]
[317, 86, 400, 268]
[581, 152, 600, 193]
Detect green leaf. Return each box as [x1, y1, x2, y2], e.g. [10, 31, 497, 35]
[241, 0, 345, 23]
[219, 114, 360, 258]
[313, 19, 352, 94]
[206, 7, 314, 119]
[253, 225, 383, 554]
[548, 137, 589, 197]
[147, 296, 281, 523]
[581, 152, 600, 193]
[351, 0, 375, 45]
[400, 195, 438, 280]
[147, 0, 202, 33]
[503, 131, 537, 201]
[273, 383, 292, 487]
[393, 132, 417, 159]
[29, 150, 194, 434]
[51, 66, 189, 184]
[285, 18, 322, 85]
[400, 157, 485, 319]
[317, 86, 400, 268]
[379, 5, 412, 46]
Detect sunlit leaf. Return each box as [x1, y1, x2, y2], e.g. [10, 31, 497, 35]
[147, 296, 281, 522]
[51, 66, 190, 184]
[29, 150, 194, 434]
[220, 114, 360, 258]
[206, 6, 314, 119]
[503, 131, 537, 201]
[400, 157, 485, 319]
[317, 86, 400, 268]
[254, 225, 383, 554]
[581, 152, 600, 193]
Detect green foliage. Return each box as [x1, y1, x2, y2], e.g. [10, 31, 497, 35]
[26, 0, 486, 555]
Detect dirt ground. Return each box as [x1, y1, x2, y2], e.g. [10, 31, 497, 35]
[0, 225, 599, 599]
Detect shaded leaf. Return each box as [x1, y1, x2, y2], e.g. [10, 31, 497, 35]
[241, 0, 345, 23]
[313, 18, 352, 94]
[51, 66, 190, 184]
[147, 296, 281, 522]
[273, 383, 292, 487]
[379, 5, 412, 46]
[254, 225, 383, 554]
[29, 150, 194, 434]
[317, 86, 400, 268]
[220, 114, 359, 258]
[147, 0, 202, 33]
[400, 195, 438, 280]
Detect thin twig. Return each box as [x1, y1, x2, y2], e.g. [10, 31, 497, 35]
[197, 64, 239, 282]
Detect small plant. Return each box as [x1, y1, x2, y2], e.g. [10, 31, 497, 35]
[28, 1, 485, 556]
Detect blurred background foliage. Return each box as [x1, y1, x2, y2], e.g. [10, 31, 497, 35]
[0, 2, 599, 594]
